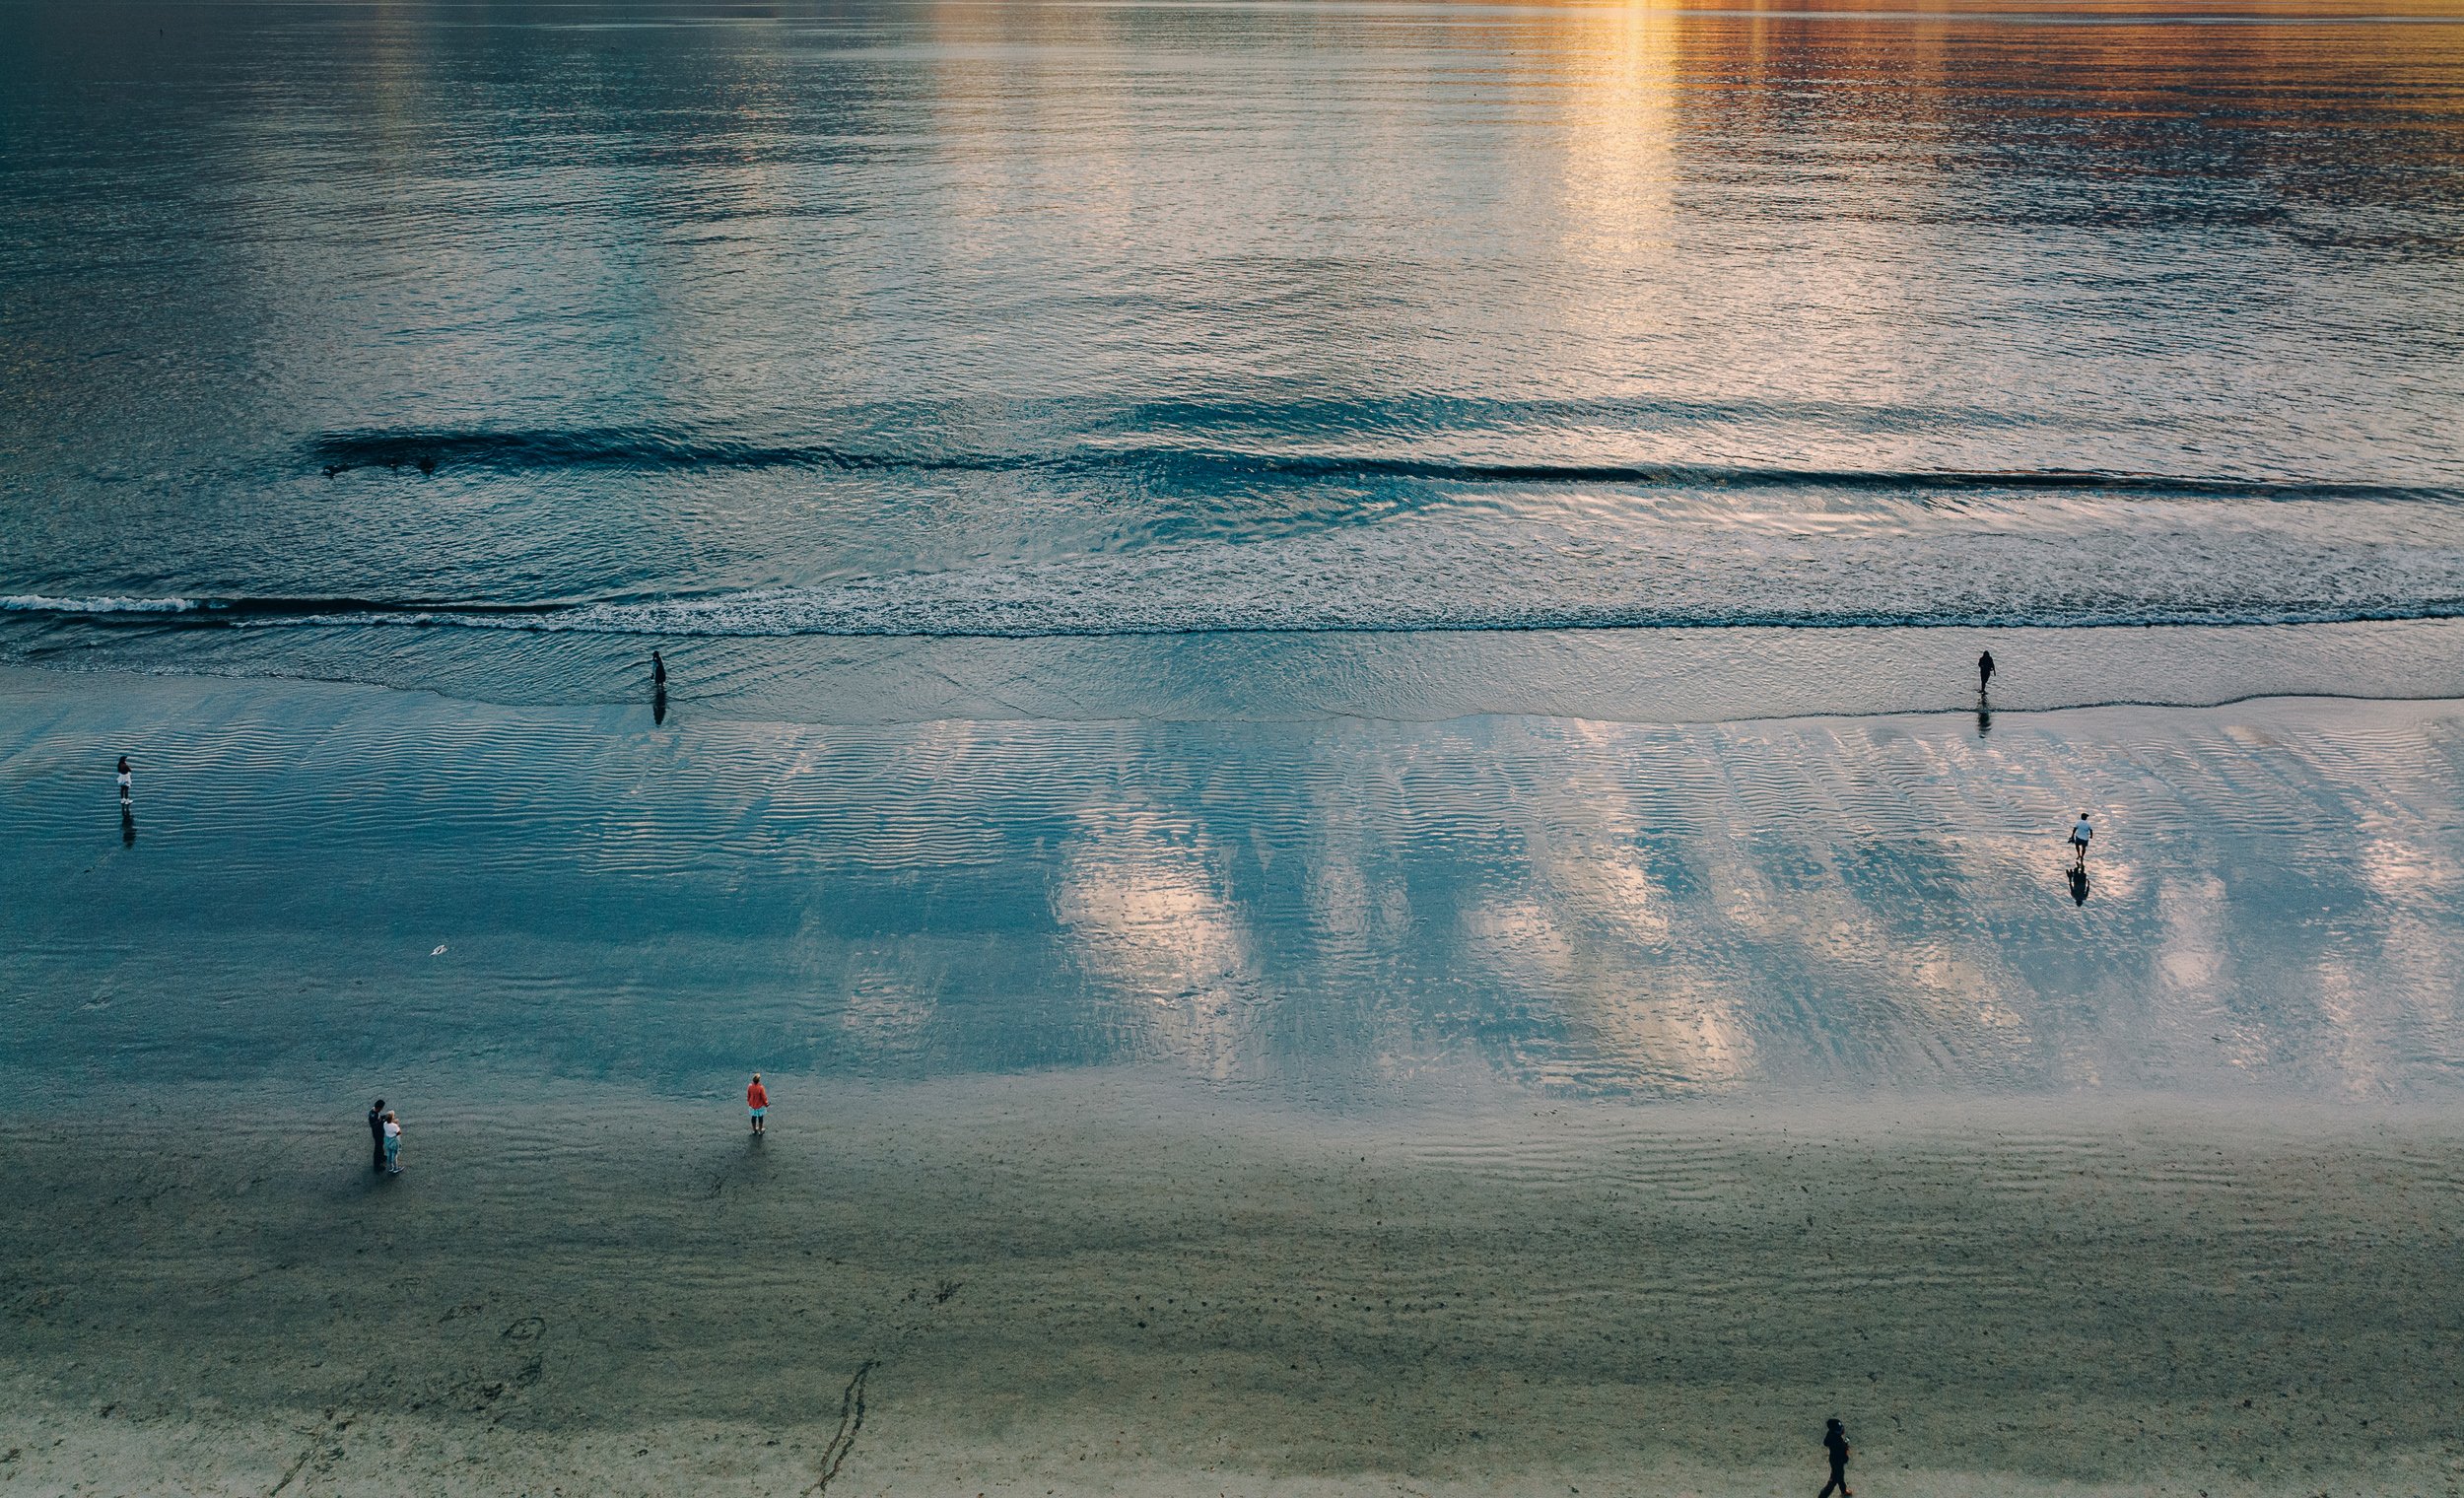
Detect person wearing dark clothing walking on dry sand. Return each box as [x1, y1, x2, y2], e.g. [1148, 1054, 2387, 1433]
[1818, 1418, 1852, 1497]
[368, 1098, 386, 1171]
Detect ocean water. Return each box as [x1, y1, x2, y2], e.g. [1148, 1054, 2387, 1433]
[4, 0, 2464, 717]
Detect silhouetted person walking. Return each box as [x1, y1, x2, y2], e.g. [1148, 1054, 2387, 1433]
[652, 650, 666, 687]
[368, 1098, 387, 1170]
[1818, 1418, 1852, 1497]
[1977, 649, 1995, 693]
[652, 651, 669, 724]
[2069, 810, 2093, 870]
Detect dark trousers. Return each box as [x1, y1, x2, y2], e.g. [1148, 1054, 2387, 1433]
[371, 1130, 385, 1169]
[1819, 1463, 1849, 1497]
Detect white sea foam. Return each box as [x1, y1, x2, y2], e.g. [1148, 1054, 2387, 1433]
[0, 594, 198, 615]
[10, 510, 2464, 639]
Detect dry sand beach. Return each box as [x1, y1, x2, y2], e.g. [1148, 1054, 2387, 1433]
[3, 1080, 2461, 1497]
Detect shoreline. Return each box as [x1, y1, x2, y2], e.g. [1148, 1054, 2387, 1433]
[4, 1080, 2460, 1495]
[11, 615, 2464, 728]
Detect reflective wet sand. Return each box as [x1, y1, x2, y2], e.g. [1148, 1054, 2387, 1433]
[7, 666, 2464, 1105]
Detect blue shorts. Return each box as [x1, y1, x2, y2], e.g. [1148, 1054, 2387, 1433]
[749, 1107, 767, 1119]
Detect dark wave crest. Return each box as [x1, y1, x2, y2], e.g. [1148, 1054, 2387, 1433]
[303, 427, 2452, 502]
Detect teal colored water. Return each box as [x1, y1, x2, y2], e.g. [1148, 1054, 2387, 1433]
[5, 0, 2464, 712]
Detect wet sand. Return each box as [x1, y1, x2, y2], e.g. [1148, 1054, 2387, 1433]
[8, 667, 2464, 1492]
[4, 1077, 2461, 1497]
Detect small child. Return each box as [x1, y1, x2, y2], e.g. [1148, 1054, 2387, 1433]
[747, 1073, 769, 1135]
[381, 1110, 403, 1174]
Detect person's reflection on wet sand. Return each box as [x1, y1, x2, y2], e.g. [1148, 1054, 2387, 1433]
[2069, 864, 2090, 906]
[120, 801, 135, 847]
[1976, 696, 1992, 736]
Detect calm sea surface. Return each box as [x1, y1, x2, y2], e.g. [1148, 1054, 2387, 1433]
[4, 0, 2464, 712]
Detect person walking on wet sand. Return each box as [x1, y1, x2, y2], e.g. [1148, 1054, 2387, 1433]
[2069, 810, 2093, 870]
[652, 650, 666, 688]
[747, 1072, 768, 1134]
[381, 1110, 402, 1174]
[1818, 1417, 1852, 1497]
[115, 755, 132, 802]
[368, 1098, 386, 1171]
[1977, 649, 1995, 693]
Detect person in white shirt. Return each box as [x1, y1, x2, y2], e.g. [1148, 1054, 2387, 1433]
[115, 756, 131, 802]
[2069, 812, 2093, 869]
[381, 1111, 403, 1175]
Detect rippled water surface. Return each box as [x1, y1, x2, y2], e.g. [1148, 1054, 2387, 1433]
[5, 0, 2464, 708]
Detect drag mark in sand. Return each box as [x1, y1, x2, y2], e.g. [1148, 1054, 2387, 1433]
[264, 1406, 359, 1497]
[804, 1360, 877, 1497]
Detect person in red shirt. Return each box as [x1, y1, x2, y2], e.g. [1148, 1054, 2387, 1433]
[746, 1073, 769, 1134]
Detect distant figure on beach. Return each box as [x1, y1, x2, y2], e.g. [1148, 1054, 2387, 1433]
[381, 1110, 402, 1174]
[1977, 649, 1995, 692]
[2069, 811, 2093, 869]
[115, 755, 132, 802]
[652, 650, 668, 724]
[1818, 1417, 1852, 1497]
[368, 1098, 387, 1171]
[652, 650, 666, 687]
[747, 1072, 769, 1134]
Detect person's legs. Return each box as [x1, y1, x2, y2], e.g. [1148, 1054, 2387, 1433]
[1818, 1472, 1843, 1498]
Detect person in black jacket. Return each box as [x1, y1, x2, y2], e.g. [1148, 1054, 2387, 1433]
[1819, 1418, 1852, 1497]
[367, 1098, 386, 1172]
